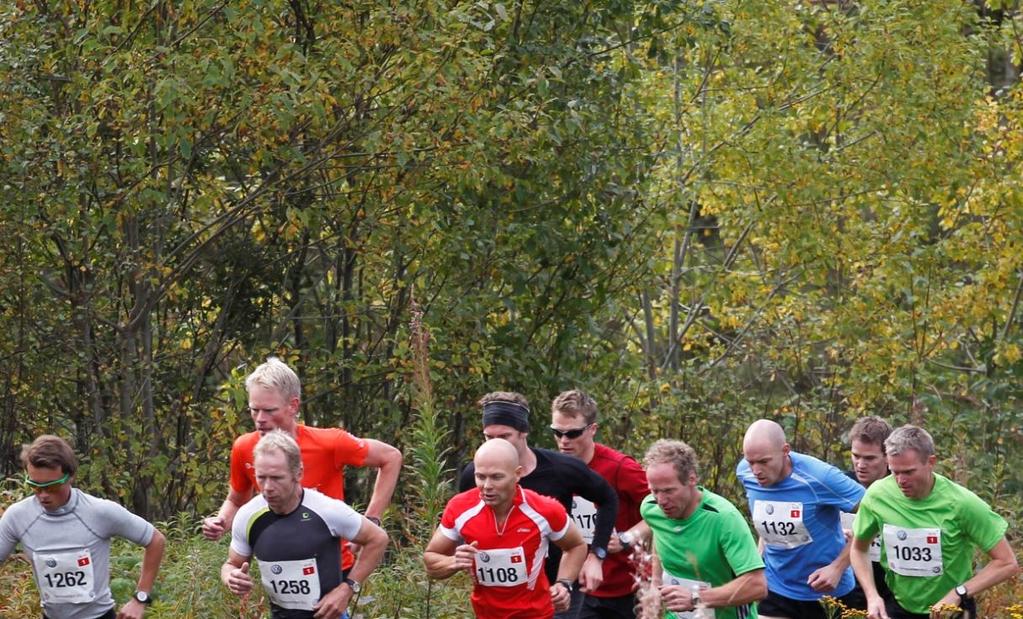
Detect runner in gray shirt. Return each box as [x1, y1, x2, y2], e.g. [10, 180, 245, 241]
[0, 435, 166, 619]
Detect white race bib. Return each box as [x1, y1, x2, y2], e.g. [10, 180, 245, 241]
[259, 557, 321, 610]
[882, 525, 943, 577]
[753, 500, 812, 549]
[474, 546, 528, 587]
[33, 549, 96, 604]
[841, 511, 881, 562]
[571, 496, 598, 544]
[661, 568, 710, 619]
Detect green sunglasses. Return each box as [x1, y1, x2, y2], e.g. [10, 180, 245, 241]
[24, 472, 70, 489]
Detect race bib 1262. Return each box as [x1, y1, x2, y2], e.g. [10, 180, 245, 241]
[33, 549, 96, 604]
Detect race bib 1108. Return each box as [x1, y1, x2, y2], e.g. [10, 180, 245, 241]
[474, 546, 529, 588]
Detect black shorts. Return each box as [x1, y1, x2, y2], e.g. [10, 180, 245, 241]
[579, 593, 637, 619]
[45, 609, 116, 619]
[758, 589, 861, 619]
[884, 595, 977, 619]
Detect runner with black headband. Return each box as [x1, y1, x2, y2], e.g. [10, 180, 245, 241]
[458, 391, 618, 618]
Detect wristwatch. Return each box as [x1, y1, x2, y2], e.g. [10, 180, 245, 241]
[344, 577, 362, 594]
[590, 546, 608, 561]
[133, 591, 152, 605]
[955, 584, 968, 598]
[619, 531, 634, 550]
[557, 578, 574, 591]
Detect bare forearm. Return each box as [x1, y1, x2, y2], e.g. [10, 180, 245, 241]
[702, 570, 766, 609]
[217, 496, 243, 528]
[137, 530, 165, 593]
[555, 543, 587, 583]
[830, 538, 852, 570]
[365, 445, 402, 518]
[964, 559, 1021, 597]
[850, 544, 878, 599]
[347, 537, 387, 584]
[423, 552, 460, 579]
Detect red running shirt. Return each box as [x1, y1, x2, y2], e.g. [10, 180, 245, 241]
[440, 486, 570, 619]
[585, 443, 649, 598]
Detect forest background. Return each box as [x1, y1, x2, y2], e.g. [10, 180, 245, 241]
[2, 0, 1023, 616]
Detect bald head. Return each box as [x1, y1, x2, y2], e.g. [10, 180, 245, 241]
[475, 438, 520, 469]
[742, 419, 791, 487]
[743, 419, 787, 450]
[473, 438, 523, 510]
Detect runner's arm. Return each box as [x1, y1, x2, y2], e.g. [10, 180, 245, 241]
[345, 517, 389, 585]
[220, 548, 253, 596]
[850, 536, 887, 619]
[702, 568, 766, 609]
[118, 528, 165, 618]
[553, 521, 587, 584]
[573, 463, 618, 552]
[361, 439, 403, 520]
[423, 528, 473, 580]
[932, 537, 1019, 611]
[313, 517, 388, 619]
[136, 528, 165, 596]
[203, 488, 250, 540]
[609, 521, 651, 554]
[807, 533, 852, 592]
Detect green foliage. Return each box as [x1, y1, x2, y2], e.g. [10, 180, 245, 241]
[2, 0, 1023, 614]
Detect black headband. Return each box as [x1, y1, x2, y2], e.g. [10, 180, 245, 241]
[482, 400, 530, 432]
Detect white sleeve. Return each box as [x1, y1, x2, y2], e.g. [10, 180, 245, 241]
[305, 490, 363, 541]
[228, 501, 256, 558]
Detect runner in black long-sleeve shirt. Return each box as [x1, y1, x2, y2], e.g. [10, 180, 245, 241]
[458, 391, 618, 617]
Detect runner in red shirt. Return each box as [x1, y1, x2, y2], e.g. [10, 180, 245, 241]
[424, 439, 588, 618]
[202, 357, 402, 573]
[551, 389, 650, 619]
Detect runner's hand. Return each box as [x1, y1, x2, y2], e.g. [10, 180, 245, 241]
[453, 541, 478, 572]
[807, 562, 842, 592]
[116, 598, 146, 619]
[313, 582, 354, 619]
[551, 581, 572, 611]
[579, 553, 604, 592]
[202, 516, 227, 541]
[226, 561, 253, 596]
[658, 584, 698, 612]
[866, 593, 889, 619]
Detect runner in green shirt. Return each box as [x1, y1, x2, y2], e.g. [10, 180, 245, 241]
[642, 440, 766, 619]
[851, 425, 1019, 619]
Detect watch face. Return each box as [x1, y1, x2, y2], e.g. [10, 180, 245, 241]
[594, 547, 607, 560]
[346, 578, 361, 593]
[134, 591, 151, 604]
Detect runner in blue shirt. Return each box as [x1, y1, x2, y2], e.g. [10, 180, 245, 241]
[737, 420, 864, 619]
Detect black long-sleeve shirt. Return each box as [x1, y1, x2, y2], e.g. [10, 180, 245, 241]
[459, 446, 619, 583]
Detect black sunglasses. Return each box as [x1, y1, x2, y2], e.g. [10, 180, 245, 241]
[550, 424, 592, 440]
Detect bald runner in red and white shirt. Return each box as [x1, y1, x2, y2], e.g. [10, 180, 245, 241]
[439, 486, 570, 618]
